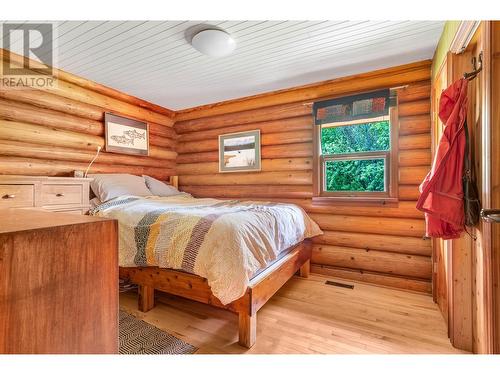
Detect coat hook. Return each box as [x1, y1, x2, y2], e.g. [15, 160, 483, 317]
[464, 51, 483, 80]
[471, 56, 477, 71]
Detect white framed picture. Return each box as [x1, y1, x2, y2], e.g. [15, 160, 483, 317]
[104, 113, 149, 156]
[218, 130, 261, 173]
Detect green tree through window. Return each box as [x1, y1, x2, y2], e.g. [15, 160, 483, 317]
[321, 121, 390, 192]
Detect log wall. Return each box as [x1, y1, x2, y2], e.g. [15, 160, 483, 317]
[1, 48, 434, 293]
[0, 50, 176, 180]
[175, 61, 433, 293]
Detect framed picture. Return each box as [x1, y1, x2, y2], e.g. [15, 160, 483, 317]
[104, 113, 149, 156]
[219, 130, 261, 173]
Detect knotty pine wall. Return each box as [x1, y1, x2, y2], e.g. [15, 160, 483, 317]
[0, 49, 176, 180]
[175, 61, 433, 293]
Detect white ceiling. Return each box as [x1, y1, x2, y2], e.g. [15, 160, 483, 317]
[3, 21, 444, 110]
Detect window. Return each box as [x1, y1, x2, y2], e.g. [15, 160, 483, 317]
[313, 89, 398, 202]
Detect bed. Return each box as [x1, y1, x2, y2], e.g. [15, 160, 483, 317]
[89, 175, 322, 347]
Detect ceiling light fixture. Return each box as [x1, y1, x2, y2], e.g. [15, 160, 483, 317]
[191, 29, 236, 57]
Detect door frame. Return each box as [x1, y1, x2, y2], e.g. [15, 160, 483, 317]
[486, 20, 500, 354]
[479, 20, 494, 354]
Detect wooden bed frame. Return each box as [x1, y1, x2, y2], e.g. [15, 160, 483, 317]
[120, 241, 311, 348]
[119, 175, 313, 348]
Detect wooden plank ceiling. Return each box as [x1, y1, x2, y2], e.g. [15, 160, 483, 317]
[3, 21, 444, 109]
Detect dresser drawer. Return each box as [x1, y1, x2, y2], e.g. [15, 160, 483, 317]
[0, 184, 35, 208]
[51, 208, 86, 215]
[41, 184, 83, 206]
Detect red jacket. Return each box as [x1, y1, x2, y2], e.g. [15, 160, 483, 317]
[416, 78, 468, 239]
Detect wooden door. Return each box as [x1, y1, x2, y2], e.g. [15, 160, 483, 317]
[467, 20, 500, 355]
[447, 21, 500, 354]
[431, 21, 499, 353]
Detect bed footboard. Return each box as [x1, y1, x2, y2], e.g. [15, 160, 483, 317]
[121, 239, 312, 348]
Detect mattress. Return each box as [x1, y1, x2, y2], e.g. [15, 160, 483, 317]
[90, 195, 322, 304]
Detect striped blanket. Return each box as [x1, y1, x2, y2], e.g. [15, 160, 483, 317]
[90, 194, 322, 304]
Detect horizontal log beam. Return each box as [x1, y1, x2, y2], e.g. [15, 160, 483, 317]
[0, 119, 102, 150]
[0, 156, 174, 180]
[1, 48, 175, 118]
[0, 98, 103, 136]
[397, 81, 431, 103]
[179, 171, 312, 186]
[398, 99, 431, 117]
[176, 60, 431, 121]
[399, 166, 429, 185]
[177, 142, 312, 164]
[174, 194, 423, 220]
[308, 213, 425, 237]
[305, 200, 423, 219]
[0, 99, 175, 149]
[180, 185, 313, 199]
[399, 185, 421, 201]
[0, 99, 175, 150]
[1, 89, 176, 139]
[311, 264, 431, 294]
[399, 115, 431, 136]
[149, 135, 176, 149]
[149, 122, 177, 139]
[0, 87, 105, 121]
[399, 133, 431, 150]
[0, 51, 173, 127]
[177, 115, 312, 142]
[177, 158, 312, 175]
[0, 140, 175, 169]
[312, 230, 431, 256]
[398, 149, 431, 167]
[0, 120, 176, 160]
[177, 130, 312, 154]
[311, 244, 431, 279]
[51, 79, 174, 127]
[176, 102, 312, 133]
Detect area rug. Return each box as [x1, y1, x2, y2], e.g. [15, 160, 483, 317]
[119, 310, 197, 354]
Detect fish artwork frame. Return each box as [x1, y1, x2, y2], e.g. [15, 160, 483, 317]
[218, 130, 261, 173]
[104, 113, 149, 156]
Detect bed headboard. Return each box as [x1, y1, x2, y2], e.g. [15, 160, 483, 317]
[169, 175, 179, 189]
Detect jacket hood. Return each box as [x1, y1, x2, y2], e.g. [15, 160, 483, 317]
[439, 77, 467, 125]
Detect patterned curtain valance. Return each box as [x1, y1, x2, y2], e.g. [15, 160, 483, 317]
[314, 89, 390, 125]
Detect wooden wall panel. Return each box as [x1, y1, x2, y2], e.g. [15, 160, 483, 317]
[175, 61, 433, 293]
[0, 52, 176, 180]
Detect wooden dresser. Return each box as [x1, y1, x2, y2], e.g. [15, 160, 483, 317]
[0, 209, 118, 354]
[0, 175, 90, 214]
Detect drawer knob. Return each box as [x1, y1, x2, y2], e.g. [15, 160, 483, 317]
[56, 193, 65, 197]
[2, 194, 16, 199]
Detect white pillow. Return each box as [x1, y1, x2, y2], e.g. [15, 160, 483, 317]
[89, 174, 152, 202]
[143, 175, 182, 197]
[89, 197, 102, 209]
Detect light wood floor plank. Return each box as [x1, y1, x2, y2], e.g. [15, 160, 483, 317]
[119, 274, 466, 354]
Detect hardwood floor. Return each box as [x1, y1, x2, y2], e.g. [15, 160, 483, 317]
[119, 274, 466, 354]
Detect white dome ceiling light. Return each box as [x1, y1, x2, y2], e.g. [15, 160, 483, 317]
[191, 29, 236, 57]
